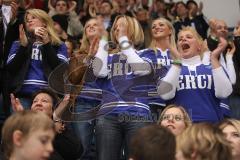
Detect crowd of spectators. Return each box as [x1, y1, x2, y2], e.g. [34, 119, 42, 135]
[0, 0, 240, 160]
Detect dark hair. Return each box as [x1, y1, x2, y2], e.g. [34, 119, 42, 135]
[129, 125, 176, 160]
[101, 0, 113, 9]
[55, 0, 69, 8]
[186, 0, 198, 7]
[175, 1, 187, 9]
[31, 88, 59, 108]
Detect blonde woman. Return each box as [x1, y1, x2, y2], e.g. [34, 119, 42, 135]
[176, 123, 232, 160]
[158, 104, 191, 135]
[138, 17, 177, 110]
[157, 27, 232, 122]
[68, 17, 104, 160]
[219, 119, 240, 160]
[6, 9, 68, 109]
[93, 15, 152, 160]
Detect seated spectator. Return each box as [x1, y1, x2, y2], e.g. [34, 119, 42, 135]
[219, 119, 240, 160]
[10, 88, 83, 160]
[129, 125, 176, 160]
[176, 123, 232, 160]
[2, 110, 55, 160]
[158, 104, 192, 136]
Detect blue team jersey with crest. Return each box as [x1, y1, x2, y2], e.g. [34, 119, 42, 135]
[7, 41, 68, 95]
[169, 64, 224, 122]
[137, 48, 172, 107]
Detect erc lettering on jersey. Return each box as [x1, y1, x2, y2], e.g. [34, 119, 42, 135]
[107, 62, 133, 78]
[32, 47, 42, 61]
[177, 74, 212, 90]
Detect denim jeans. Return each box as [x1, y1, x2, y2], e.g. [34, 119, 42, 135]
[96, 114, 152, 160]
[72, 98, 100, 160]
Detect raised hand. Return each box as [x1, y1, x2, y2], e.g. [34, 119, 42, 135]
[211, 37, 228, 68]
[211, 37, 227, 58]
[198, 1, 203, 14]
[19, 24, 28, 47]
[88, 36, 100, 58]
[10, 93, 24, 112]
[166, 37, 181, 60]
[68, 0, 77, 12]
[97, 16, 108, 39]
[53, 94, 70, 120]
[10, 1, 18, 22]
[34, 27, 50, 44]
[226, 42, 236, 56]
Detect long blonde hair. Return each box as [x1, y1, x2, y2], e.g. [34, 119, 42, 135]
[79, 18, 98, 54]
[110, 15, 144, 53]
[177, 123, 232, 160]
[24, 9, 61, 45]
[149, 18, 176, 50]
[219, 119, 240, 134]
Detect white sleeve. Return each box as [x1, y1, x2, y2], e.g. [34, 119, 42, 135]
[212, 67, 233, 98]
[202, 51, 211, 65]
[226, 54, 236, 84]
[93, 39, 109, 78]
[119, 36, 151, 75]
[157, 65, 181, 100]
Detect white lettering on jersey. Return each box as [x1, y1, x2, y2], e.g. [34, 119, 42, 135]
[32, 48, 42, 60]
[177, 74, 212, 90]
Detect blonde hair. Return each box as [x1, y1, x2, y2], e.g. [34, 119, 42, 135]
[177, 123, 232, 160]
[2, 111, 55, 159]
[79, 18, 98, 54]
[24, 9, 61, 45]
[110, 15, 144, 53]
[149, 18, 177, 50]
[158, 104, 192, 128]
[219, 119, 240, 134]
[178, 26, 204, 55]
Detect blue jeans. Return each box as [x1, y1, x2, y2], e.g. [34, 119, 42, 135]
[96, 114, 152, 160]
[72, 98, 100, 160]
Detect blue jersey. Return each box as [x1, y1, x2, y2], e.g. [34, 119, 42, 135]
[220, 98, 231, 118]
[138, 48, 172, 107]
[7, 41, 68, 95]
[169, 64, 223, 122]
[98, 52, 154, 116]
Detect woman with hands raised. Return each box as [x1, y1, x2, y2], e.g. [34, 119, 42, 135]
[157, 27, 233, 122]
[92, 15, 152, 160]
[6, 9, 68, 110]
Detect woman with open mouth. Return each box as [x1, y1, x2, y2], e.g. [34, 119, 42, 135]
[157, 26, 233, 123]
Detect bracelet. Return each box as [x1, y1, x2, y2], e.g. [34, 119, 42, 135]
[172, 59, 182, 66]
[101, 35, 108, 41]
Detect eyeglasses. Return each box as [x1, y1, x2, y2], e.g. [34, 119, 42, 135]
[161, 114, 184, 121]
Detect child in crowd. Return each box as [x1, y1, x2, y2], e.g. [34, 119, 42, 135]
[2, 110, 55, 160]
